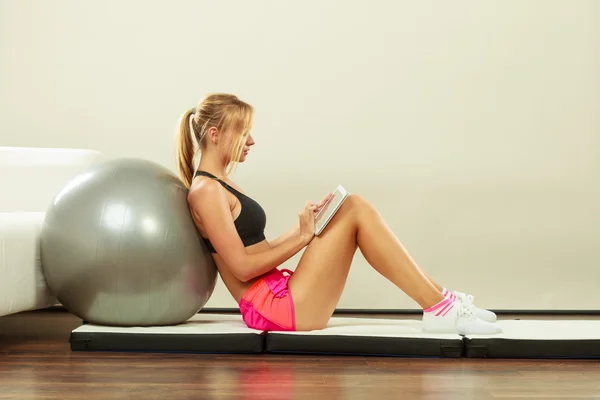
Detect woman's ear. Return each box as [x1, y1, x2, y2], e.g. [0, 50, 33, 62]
[206, 127, 219, 144]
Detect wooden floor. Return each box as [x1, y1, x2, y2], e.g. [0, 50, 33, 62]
[1, 311, 599, 400]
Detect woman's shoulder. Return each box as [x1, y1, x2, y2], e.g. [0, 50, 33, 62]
[188, 177, 225, 201]
[187, 177, 228, 206]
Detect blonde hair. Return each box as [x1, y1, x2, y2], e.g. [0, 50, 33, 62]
[176, 93, 254, 188]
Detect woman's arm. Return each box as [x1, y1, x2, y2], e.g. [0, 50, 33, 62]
[268, 223, 300, 248]
[189, 181, 313, 282]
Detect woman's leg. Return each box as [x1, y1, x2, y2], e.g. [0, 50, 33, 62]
[288, 194, 443, 330]
[288, 194, 501, 334]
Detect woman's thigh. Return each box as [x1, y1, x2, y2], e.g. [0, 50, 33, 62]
[287, 194, 363, 330]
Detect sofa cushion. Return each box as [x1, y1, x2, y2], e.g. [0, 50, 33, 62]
[0, 147, 104, 212]
[0, 212, 56, 317]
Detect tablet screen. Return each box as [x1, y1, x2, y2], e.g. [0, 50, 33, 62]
[314, 184, 348, 235]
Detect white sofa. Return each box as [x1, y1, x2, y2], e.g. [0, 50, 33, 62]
[0, 147, 105, 317]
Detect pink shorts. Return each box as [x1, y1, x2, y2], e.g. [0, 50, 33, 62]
[239, 268, 296, 332]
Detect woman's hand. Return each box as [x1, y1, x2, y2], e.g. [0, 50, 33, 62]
[298, 193, 334, 245]
[299, 201, 318, 244]
[315, 192, 333, 214]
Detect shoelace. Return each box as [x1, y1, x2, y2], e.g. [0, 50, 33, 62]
[455, 291, 475, 305]
[457, 302, 478, 319]
[453, 292, 478, 318]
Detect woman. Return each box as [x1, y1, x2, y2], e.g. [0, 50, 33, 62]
[176, 93, 501, 335]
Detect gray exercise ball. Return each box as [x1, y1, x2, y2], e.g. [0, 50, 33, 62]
[40, 157, 217, 327]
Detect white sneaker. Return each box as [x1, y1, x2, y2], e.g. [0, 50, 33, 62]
[422, 301, 502, 335]
[452, 291, 497, 323]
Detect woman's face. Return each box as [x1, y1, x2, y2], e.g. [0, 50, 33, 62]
[239, 134, 255, 162]
[219, 130, 255, 164]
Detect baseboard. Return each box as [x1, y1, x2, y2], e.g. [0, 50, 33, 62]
[38, 305, 600, 316]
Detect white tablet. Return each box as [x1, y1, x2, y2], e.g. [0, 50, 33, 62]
[314, 184, 349, 236]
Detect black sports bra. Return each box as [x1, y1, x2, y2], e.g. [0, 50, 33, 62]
[194, 170, 267, 253]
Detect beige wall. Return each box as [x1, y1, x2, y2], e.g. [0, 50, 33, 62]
[2, 0, 599, 310]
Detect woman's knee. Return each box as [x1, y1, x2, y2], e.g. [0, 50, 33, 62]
[325, 193, 374, 230]
[344, 194, 375, 215]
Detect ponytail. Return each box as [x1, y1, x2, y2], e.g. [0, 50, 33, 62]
[176, 109, 195, 189]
